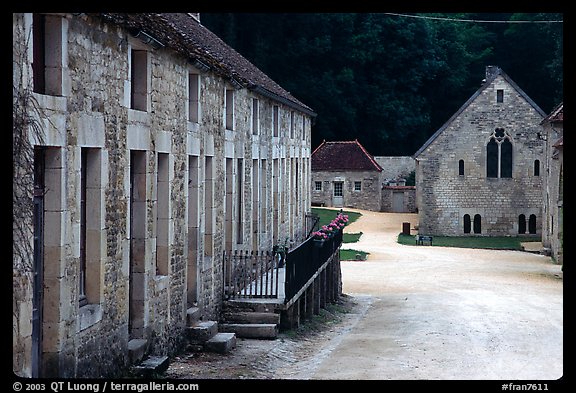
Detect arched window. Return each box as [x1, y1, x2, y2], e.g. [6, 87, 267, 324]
[473, 214, 482, 234]
[463, 214, 471, 234]
[534, 160, 540, 176]
[518, 214, 526, 234]
[459, 160, 465, 176]
[529, 214, 537, 234]
[486, 128, 513, 178]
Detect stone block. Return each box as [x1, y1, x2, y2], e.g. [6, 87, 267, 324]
[205, 333, 236, 354]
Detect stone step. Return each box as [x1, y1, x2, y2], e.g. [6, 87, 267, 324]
[128, 339, 148, 364]
[222, 311, 280, 325]
[219, 323, 278, 339]
[223, 299, 281, 314]
[205, 333, 237, 354]
[187, 320, 218, 343]
[132, 355, 169, 377]
[186, 307, 201, 327]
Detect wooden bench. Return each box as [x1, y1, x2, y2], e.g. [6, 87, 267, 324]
[415, 235, 433, 246]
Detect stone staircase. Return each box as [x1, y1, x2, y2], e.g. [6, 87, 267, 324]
[219, 300, 281, 339]
[186, 306, 237, 354]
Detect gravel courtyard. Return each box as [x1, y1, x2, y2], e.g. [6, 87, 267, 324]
[166, 209, 563, 381]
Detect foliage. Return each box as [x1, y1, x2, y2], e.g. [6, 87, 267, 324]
[311, 212, 348, 240]
[202, 13, 563, 156]
[397, 233, 542, 250]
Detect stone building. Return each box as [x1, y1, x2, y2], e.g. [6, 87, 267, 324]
[413, 66, 546, 236]
[311, 140, 383, 211]
[374, 156, 416, 213]
[13, 13, 314, 378]
[541, 103, 563, 264]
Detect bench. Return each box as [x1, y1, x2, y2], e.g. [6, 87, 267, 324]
[415, 235, 433, 246]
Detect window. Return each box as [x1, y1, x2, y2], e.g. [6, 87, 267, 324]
[80, 148, 102, 306]
[156, 153, 169, 276]
[290, 111, 295, 139]
[315, 181, 322, 191]
[188, 73, 200, 123]
[225, 89, 234, 130]
[252, 98, 259, 135]
[334, 182, 343, 197]
[463, 214, 471, 234]
[354, 181, 362, 191]
[33, 14, 64, 96]
[518, 214, 526, 234]
[459, 160, 465, 176]
[273, 105, 279, 137]
[473, 214, 482, 234]
[236, 159, 243, 244]
[528, 214, 537, 235]
[131, 49, 148, 111]
[486, 128, 513, 178]
[302, 116, 306, 140]
[534, 160, 540, 176]
[497, 89, 504, 103]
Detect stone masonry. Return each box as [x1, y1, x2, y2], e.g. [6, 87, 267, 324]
[414, 66, 545, 236]
[13, 13, 314, 378]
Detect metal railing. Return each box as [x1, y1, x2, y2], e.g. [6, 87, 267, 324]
[284, 229, 342, 304]
[223, 250, 281, 299]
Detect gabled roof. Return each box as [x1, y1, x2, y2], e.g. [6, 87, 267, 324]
[311, 140, 383, 172]
[541, 102, 563, 124]
[95, 13, 316, 117]
[413, 66, 546, 159]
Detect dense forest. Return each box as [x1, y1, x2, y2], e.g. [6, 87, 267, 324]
[201, 13, 563, 156]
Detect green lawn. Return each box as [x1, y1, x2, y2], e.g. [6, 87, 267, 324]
[343, 232, 362, 243]
[340, 249, 369, 261]
[311, 207, 362, 227]
[397, 233, 541, 250]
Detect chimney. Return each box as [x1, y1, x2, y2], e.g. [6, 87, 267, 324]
[485, 65, 500, 81]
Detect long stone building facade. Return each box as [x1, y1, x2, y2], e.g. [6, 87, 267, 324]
[13, 13, 314, 378]
[413, 66, 546, 236]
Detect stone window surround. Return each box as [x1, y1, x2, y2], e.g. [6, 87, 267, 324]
[354, 181, 362, 192]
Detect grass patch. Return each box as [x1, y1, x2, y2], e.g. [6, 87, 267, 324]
[311, 207, 362, 227]
[340, 249, 369, 261]
[343, 232, 362, 243]
[397, 233, 541, 250]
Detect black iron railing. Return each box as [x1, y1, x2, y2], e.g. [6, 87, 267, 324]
[284, 229, 342, 303]
[223, 250, 280, 299]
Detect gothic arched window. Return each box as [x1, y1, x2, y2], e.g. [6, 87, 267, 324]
[486, 128, 513, 178]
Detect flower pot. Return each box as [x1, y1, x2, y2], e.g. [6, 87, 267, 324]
[313, 239, 325, 248]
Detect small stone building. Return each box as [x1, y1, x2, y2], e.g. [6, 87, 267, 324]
[541, 103, 563, 264]
[413, 66, 546, 236]
[375, 156, 416, 213]
[13, 13, 314, 378]
[311, 140, 383, 211]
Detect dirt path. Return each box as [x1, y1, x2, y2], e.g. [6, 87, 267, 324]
[166, 209, 563, 381]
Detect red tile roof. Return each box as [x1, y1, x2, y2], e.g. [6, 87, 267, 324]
[311, 140, 383, 172]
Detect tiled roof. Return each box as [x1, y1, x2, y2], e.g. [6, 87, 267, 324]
[311, 140, 383, 172]
[95, 13, 315, 116]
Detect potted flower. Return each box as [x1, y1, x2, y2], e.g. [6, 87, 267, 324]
[312, 230, 328, 247]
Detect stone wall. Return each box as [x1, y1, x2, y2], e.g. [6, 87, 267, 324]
[311, 170, 382, 211]
[381, 186, 417, 213]
[541, 118, 563, 264]
[13, 13, 312, 378]
[374, 156, 415, 181]
[415, 74, 544, 236]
